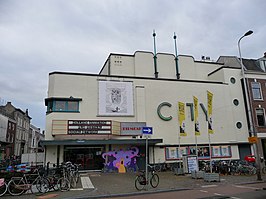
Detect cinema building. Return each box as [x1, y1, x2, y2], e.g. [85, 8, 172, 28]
[42, 51, 252, 171]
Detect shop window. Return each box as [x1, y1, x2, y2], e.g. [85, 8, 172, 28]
[165, 145, 232, 160]
[165, 147, 188, 160]
[256, 108, 266, 126]
[251, 82, 262, 100]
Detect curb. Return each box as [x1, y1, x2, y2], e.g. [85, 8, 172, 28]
[73, 187, 190, 199]
[235, 180, 266, 185]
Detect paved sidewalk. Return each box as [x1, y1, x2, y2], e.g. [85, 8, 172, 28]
[2, 172, 266, 199]
[60, 172, 266, 199]
[81, 172, 266, 198]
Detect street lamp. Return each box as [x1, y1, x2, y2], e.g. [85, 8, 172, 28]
[238, 30, 262, 181]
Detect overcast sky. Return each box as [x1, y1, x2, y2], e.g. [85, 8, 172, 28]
[0, 0, 265, 130]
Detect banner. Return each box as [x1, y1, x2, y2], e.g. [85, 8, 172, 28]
[178, 102, 187, 136]
[207, 91, 214, 134]
[193, 96, 200, 136]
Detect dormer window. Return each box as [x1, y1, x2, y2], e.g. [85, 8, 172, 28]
[259, 60, 266, 72]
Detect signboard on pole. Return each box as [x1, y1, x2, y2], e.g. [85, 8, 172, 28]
[142, 127, 153, 135]
[187, 155, 199, 173]
[248, 136, 258, 143]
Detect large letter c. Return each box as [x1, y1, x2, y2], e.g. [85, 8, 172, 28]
[157, 102, 172, 121]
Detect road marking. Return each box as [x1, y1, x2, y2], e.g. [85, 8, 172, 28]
[81, 176, 95, 189]
[214, 193, 222, 195]
[230, 197, 241, 199]
[70, 188, 84, 191]
[200, 190, 208, 193]
[233, 185, 261, 190]
[201, 185, 218, 188]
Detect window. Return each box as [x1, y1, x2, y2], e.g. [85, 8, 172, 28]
[55, 101, 66, 111]
[236, 122, 242, 129]
[233, 99, 239, 106]
[251, 82, 262, 100]
[230, 77, 236, 84]
[53, 101, 79, 112]
[68, 101, 79, 111]
[256, 108, 266, 126]
[259, 60, 266, 72]
[45, 97, 82, 113]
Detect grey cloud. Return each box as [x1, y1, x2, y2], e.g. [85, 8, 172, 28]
[0, 0, 266, 130]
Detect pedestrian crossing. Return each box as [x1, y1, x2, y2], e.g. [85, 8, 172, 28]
[80, 176, 95, 189]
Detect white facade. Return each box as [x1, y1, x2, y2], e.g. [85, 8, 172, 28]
[44, 51, 251, 170]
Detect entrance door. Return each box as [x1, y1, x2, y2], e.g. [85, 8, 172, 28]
[239, 144, 252, 160]
[64, 146, 104, 170]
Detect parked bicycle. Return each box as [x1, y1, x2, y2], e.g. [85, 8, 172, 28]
[0, 178, 7, 197]
[43, 163, 62, 191]
[7, 167, 49, 196]
[57, 163, 71, 192]
[135, 164, 159, 191]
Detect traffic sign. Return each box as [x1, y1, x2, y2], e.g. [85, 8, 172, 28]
[142, 127, 153, 135]
[248, 136, 258, 143]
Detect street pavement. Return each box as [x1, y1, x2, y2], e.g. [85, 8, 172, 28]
[1, 172, 266, 199]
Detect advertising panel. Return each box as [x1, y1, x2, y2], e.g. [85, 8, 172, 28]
[120, 122, 146, 135]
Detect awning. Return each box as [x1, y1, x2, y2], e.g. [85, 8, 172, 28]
[40, 139, 163, 146]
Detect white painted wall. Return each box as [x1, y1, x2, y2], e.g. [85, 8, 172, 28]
[45, 52, 249, 163]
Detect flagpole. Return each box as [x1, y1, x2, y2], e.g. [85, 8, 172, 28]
[195, 134, 198, 164]
[178, 131, 181, 170]
[208, 131, 212, 173]
[207, 91, 213, 173]
[193, 96, 199, 170]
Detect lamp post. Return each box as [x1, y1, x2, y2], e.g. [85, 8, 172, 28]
[238, 30, 262, 181]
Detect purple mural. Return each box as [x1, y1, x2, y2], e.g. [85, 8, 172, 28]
[102, 147, 139, 173]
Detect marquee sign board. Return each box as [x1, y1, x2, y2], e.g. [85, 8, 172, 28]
[68, 120, 112, 134]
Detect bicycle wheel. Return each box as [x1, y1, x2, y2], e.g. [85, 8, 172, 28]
[0, 183, 7, 197]
[74, 171, 80, 183]
[249, 167, 256, 175]
[50, 175, 60, 191]
[154, 164, 161, 172]
[57, 178, 70, 192]
[70, 175, 77, 188]
[135, 175, 146, 191]
[7, 179, 26, 196]
[36, 177, 49, 193]
[150, 173, 159, 188]
[262, 167, 266, 174]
